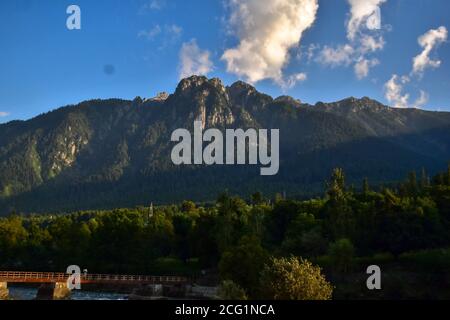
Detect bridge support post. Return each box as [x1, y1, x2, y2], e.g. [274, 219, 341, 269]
[36, 282, 71, 300]
[0, 282, 9, 300]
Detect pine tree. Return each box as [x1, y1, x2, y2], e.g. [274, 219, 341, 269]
[420, 168, 429, 189]
[362, 177, 370, 195]
[327, 168, 346, 201]
[408, 171, 417, 195]
[251, 192, 264, 205]
[437, 173, 445, 186]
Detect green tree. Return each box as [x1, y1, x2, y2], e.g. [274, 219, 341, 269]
[328, 238, 355, 273]
[248, 204, 270, 240]
[259, 257, 333, 300]
[251, 192, 264, 205]
[323, 169, 355, 240]
[266, 200, 301, 245]
[0, 216, 28, 262]
[435, 173, 445, 186]
[218, 280, 248, 300]
[282, 213, 327, 257]
[420, 168, 429, 190]
[181, 201, 196, 213]
[327, 168, 346, 202]
[408, 171, 418, 195]
[215, 194, 251, 253]
[172, 214, 194, 262]
[362, 177, 370, 195]
[190, 211, 220, 267]
[219, 236, 269, 297]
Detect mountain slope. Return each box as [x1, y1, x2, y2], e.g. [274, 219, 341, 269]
[1, 76, 450, 214]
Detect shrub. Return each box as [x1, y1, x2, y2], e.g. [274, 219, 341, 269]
[218, 280, 248, 300]
[259, 257, 333, 300]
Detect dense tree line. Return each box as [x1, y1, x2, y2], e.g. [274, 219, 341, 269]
[1, 165, 450, 299]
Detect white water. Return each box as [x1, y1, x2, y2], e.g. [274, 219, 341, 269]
[8, 286, 127, 300]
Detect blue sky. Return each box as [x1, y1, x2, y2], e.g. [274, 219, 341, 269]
[1, 0, 450, 123]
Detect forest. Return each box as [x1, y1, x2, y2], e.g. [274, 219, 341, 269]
[1, 165, 450, 299]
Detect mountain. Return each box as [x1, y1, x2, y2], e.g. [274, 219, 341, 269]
[1, 75, 450, 214]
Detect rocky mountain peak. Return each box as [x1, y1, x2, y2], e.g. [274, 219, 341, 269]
[151, 92, 169, 101]
[168, 76, 234, 128]
[176, 75, 208, 91]
[274, 96, 302, 107]
[175, 76, 227, 96]
[315, 96, 388, 112]
[226, 80, 273, 114]
[227, 81, 259, 104]
[227, 81, 257, 96]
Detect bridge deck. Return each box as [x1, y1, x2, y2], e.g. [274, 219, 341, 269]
[0, 271, 189, 285]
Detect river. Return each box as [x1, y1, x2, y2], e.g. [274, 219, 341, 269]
[8, 286, 127, 300]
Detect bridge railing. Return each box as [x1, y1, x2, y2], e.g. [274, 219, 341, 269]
[0, 271, 67, 280]
[0, 271, 189, 284]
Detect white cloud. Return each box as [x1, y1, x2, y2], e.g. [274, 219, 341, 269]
[385, 26, 447, 109]
[221, 0, 319, 85]
[179, 39, 214, 79]
[0, 112, 10, 117]
[354, 58, 379, 79]
[166, 24, 183, 37]
[318, 39, 382, 79]
[412, 26, 448, 75]
[302, 43, 320, 62]
[347, 0, 386, 40]
[138, 25, 162, 40]
[413, 90, 429, 109]
[140, 0, 165, 13]
[149, 0, 164, 10]
[317, 0, 386, 79]
[277, 72, 307, 90]
[360, 34, 385, 53]
[384, 74, 410, 108]
[138, 24, 183, 50]
[384, 75, 428, 109]
[318, 44, 354, 67]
